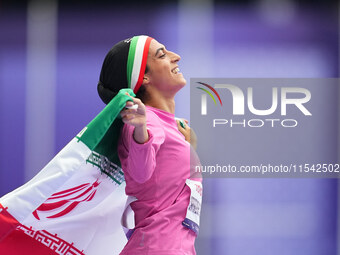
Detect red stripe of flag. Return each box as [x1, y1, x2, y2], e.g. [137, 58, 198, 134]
[0, 203, 20, 242]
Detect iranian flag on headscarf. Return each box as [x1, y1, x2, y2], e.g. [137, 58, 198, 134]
[0, 89, 135, 255]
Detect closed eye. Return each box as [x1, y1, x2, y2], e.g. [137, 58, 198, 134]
[155, 46, 168, 58]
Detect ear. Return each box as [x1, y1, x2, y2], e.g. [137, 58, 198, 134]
[142, 74, 150, 86]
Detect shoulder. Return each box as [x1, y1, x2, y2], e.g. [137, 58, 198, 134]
[145, 107, 162, 127]
[145, 107, 166, 142]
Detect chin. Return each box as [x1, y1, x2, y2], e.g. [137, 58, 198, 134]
[176, 81, 186, 91]
[176, 80, 187, 93]
[170, 80, 186, 94]
[178, 76, 187, 86]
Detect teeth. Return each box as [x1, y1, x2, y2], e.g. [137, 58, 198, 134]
[172, 67, 180, 74]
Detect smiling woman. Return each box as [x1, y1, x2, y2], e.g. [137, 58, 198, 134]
[97, 35, 202, 255]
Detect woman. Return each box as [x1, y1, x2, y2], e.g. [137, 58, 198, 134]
[97, 35, 202, 255]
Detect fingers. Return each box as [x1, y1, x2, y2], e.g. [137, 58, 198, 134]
[131, 97, 143, 108]
[176, 120, 182, 130]
[125, 100, 134, 108]
[176, 119, 185, 130]
[121, 110, 135, 119]
[123, 93, 145, 112]
[121, 94, 146, 127]
[121, 113, 136, 122]
[126, 104, 138, 110]
[121, 99, 139, 120]
[121, 109, 142, 125]
[125, 93, 143, 106]
[178, 119, 188, 130]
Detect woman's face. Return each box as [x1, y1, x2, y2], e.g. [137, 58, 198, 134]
[144, 39, 186, 95]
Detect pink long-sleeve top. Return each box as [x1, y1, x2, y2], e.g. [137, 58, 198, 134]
[118, 106, 201, 255]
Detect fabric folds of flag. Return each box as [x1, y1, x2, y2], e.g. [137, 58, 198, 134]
[0, 89, 135, 255]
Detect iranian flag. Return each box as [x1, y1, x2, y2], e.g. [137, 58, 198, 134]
[0, 89, 135, 255]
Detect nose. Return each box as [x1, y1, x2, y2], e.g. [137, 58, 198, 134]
[170, 51, 181, 63]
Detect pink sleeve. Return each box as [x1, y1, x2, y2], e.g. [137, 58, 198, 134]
[118, 111, 165, 183]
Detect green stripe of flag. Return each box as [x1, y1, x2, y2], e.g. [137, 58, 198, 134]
[78, 88, 135, 152]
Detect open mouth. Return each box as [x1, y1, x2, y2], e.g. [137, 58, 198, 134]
[171, 67, 180, 74]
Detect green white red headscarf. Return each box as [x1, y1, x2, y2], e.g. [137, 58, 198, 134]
[126, 35, 153, 93]
[98, 35, 153, 104]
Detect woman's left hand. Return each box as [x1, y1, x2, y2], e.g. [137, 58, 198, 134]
[176, 119, 197, 150]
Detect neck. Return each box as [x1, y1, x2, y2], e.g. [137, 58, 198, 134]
[145, 90, 176, 114]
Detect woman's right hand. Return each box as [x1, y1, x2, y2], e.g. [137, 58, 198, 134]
[176, 119, 197, 150]
[120, 94, 149, 144]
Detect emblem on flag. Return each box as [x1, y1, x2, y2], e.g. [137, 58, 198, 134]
[33, 180, 101, 220]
